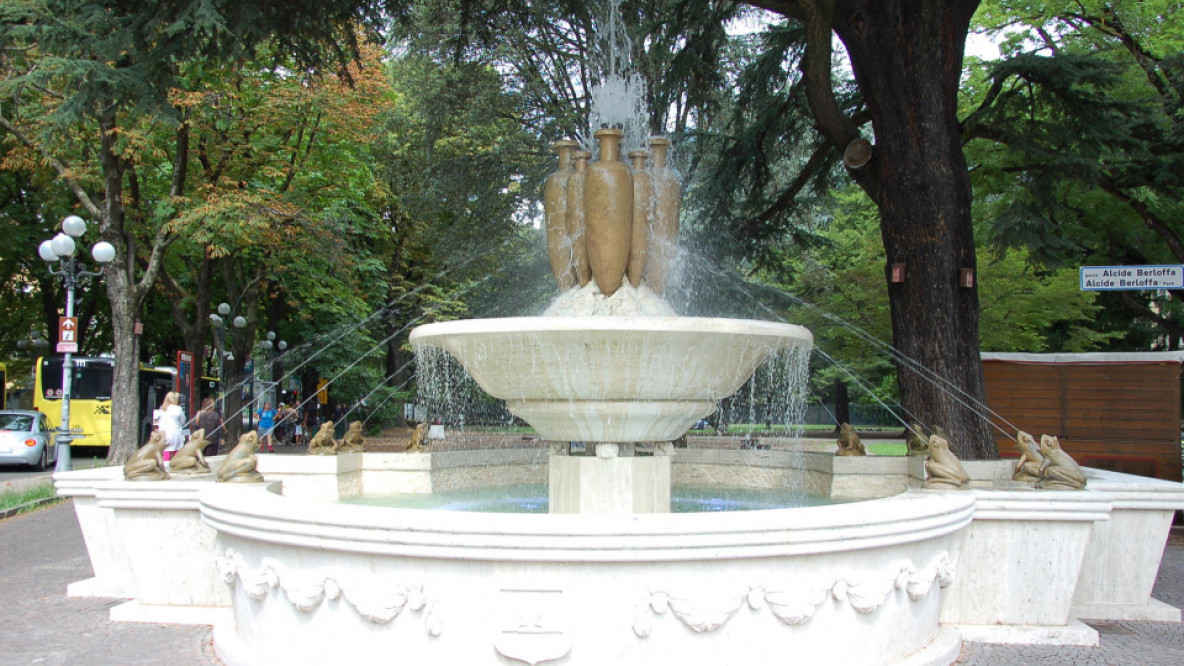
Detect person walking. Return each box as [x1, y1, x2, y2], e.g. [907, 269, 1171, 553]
[195, 397, 224, 456]
[293, 403, 305, 447]
[256, 401, 277, 453]
[156, 392, 186, 462]
[303, 403, 320, 440]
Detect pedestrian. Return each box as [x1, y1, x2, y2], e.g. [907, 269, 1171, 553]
[275, 403, 288, 446]
[195, 397, 224, 456]
[293, 404, 305, 447]
[278, 403, 295, 445]
[256, 401, 276, 453]
[156, 391, 185, 462]
[304, 402, 320, 436]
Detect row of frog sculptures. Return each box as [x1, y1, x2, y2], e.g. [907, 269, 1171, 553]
[543, 131, 680, 296]
[123, 420, 383, 483]
[835, 422, 1087, 491]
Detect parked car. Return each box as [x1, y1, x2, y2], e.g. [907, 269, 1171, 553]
[0, 410, 57, 470]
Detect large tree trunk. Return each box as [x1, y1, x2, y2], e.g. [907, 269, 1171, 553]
[833, 0, 996, 458]
[104, 254, 142, 464]
[832, 380, 849, 432]
[94, 106, 176, 464]
[223, 356, 247, 446]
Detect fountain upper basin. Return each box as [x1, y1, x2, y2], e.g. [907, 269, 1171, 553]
[410, 316, 813, 442]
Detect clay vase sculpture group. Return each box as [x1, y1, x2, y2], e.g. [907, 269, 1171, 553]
[543, 130, 680, 296]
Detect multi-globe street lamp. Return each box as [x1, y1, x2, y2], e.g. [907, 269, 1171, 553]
[208, 302, 248, 414]
[209, 303, 285, 431]
[258, 330, 288, 408]
[38, 215, 115, 473]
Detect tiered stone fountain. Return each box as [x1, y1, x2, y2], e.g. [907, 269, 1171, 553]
[52, 127, 1184, 666]
[412, 128, 813, 513]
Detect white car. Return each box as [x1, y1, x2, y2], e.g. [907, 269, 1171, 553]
[0, 410, 57, 470]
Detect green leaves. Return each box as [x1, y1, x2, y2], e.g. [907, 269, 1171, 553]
[962, 0, 1184, 345]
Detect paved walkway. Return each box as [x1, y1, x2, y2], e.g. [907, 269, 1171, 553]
[0, 501, 215, 665]
[2, 500, 1183, 665]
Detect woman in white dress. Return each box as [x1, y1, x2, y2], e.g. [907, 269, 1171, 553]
[157, 391, 186, 462]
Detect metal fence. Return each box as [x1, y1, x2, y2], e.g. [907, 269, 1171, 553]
[802, 403, 899, 428]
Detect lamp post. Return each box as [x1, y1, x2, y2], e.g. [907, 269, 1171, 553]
[259, 331, 287, 406]
[210, 301, 251, 433]
[38, 215, 115, 473]
[208, 302, 247, 414]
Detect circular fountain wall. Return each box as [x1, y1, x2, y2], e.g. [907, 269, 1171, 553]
[204, 480, 970, 666]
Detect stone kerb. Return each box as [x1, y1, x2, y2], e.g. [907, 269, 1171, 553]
[256, 452, 362, 501]
[1072, 468, 1184, 622]
[829, 454, 912, 499]
[672, 449, 912, 500]
[430, 448, 548, 493]
[95, 476, 236, 626]
[54, 465, 135, 599]
[939, 486, 1112, 646]
[360, 451, 433, 494]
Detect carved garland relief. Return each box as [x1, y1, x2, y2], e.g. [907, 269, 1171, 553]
[215, 548, 444, 636]
[216, 548, 955, 662]
[632, 553, 956, 637]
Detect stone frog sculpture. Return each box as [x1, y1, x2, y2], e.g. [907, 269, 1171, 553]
[922, 434, 971, 490]
[835, 423, 866, 456]
[1036, 434, 1087, 490]
[124, 430, 170, 481]
[1011, 430, 1044, 483]
[906, 423, 930, 456]
[169, 428, 211, 476]
[306, 421, 338, 456]
[337, 420, 365, 453]
[217, 431, 265, 483]
[404, 422, 427, 452]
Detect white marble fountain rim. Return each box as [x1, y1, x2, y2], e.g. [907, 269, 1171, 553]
[408, 315, 815, 343]
[200, 484, 972, 563]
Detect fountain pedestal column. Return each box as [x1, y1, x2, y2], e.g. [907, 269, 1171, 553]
[549, 444, 671, 513]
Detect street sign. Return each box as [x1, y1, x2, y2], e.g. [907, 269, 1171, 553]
[1080, 265, 1184, 291]
[57, 316, 78, 353]
[59, 316, 77, 341]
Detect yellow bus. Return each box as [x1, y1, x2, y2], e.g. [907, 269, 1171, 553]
[34, 356, 219, 449]
[34, 356, 112, 447]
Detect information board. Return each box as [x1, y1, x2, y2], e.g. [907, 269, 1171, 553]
[175, 350, 195, 422]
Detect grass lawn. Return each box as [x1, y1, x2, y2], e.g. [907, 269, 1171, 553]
[0, 481, 60, 515]
[866, 442, 908, 456]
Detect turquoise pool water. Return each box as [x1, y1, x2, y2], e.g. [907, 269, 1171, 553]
[341, 483, 845, 513]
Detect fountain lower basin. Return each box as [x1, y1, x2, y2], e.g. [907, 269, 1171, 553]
[204, 480, 970, 666]
[55, 453, 1184, 665]
[410, 316, 813, 442]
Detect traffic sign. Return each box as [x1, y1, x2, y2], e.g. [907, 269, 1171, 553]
[59, 316, 77, 341]
[1080, 265, 1184, 291]
[57, 317, 79, 353]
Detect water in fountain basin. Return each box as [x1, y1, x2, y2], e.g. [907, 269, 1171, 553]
[342, 483, 847, 513]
